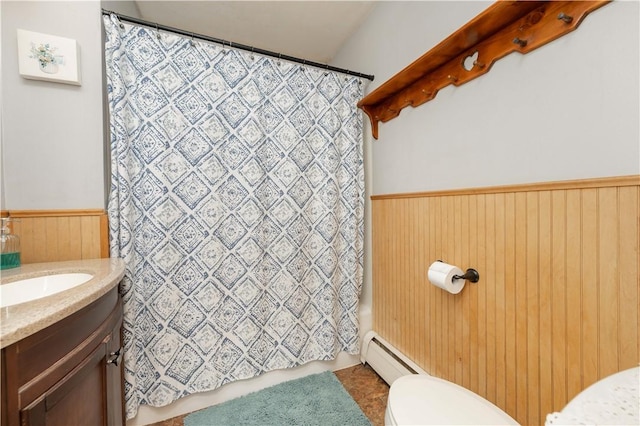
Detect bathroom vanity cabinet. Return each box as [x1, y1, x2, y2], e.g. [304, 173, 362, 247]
[1, 287, 124, 426]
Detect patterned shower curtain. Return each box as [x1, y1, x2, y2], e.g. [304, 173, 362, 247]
[103, 16, 365, 419]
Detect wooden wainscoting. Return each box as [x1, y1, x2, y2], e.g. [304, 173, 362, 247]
[5, 210, 109, 264]
[371, 175, 639, 425]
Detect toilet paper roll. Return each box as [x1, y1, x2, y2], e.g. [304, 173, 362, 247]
[427, 261, 465, 294]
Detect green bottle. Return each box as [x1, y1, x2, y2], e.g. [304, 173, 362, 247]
[1, 218, 21, 270]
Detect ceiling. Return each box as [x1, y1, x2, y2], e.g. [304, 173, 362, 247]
[128, 1, 376, 64]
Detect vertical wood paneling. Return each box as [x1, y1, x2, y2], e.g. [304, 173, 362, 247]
[494, 193, 506, 409]
[618, 187, 639, 370]
[538, 191, 553, 420]
[551, 190, 567, 411]
[565, 189, 583, 399]
[581, 189, 599, 388]
[504, 192, 517, 417]
[514, 192, 528, 422]
[6, 210, 109, 264]
[371, 176, 640, 426]
[598, 188, 618, 379]
[468, 195, 479, 393]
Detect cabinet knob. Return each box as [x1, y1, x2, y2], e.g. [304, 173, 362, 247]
[107, 347, 123, 367]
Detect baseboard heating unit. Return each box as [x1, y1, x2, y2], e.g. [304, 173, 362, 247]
[360, 330, 427, 385]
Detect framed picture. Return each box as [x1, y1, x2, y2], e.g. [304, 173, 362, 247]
[17, 29, 81, 85]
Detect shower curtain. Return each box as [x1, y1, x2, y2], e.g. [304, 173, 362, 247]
[103, 16, 365, 418]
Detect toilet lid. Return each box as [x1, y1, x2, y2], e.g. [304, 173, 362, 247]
[387, 375, 519, 425]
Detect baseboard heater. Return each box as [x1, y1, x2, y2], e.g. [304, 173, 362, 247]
[360, 330, 427, 385]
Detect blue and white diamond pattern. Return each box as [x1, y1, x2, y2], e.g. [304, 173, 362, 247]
[133, 77, 168, 118]
[132, 125, 168, 165]
[174, 217, 208, 252]
[105, 16, 364, 420]
[149, 332, 180, 367]
[213, 297, 245, 330]
[192, 323, 222, 353]
[200, 114, 229, 142]
[213, 255, 247, 289]
[149, 286, 182, 320]
[199, 154, 227, 186]
[254, 61, 282, 96]
[234, 277, 260, 307]
[214, 51, 249, 87]
[126, 29, 165, 73]
[152, 242, 182, 274]
[198, 73, 227, 103]
[271, 199, 296, 227]
[239, 158, 265, 187]
[157, 109, 188, 140]
[273, 87, 296, 114]
[256, 101, 284, 134]
[173, 45, 208, 82]
[214, 214, 248, 249]
[217, 93, 250, 128]
[236, 238, 262, 266]
[175, 88, 211, 125]
[175, 128, 212, 166]
[217, 176, 249, 209]
[236, 119, 264, 147]
[238, 80, 264, 107]
[166, 344, 204, 384]
[155, 64, 184, 96]
[131, 173, 166, 210]
[193, 282, 224, 311]
[234, 318, 261, 345]
[289, 105, 313, 137]
[219, 136, 250, 170]
[173, 172, 211, 209]
[173, 259, 209, 296]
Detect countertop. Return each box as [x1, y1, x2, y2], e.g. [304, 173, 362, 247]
[0, 258, 125, 348]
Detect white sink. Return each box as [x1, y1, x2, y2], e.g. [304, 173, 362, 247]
[0, 273, 94, 308]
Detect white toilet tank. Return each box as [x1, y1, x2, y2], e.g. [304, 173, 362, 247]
[385, 374, 519, 425]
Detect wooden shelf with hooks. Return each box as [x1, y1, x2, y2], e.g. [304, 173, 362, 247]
[358, 0, 610, 139]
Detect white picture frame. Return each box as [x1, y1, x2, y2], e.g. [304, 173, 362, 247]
[17, 29, 81, 86]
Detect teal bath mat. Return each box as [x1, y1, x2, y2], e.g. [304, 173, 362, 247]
[184, 371, 372, 426]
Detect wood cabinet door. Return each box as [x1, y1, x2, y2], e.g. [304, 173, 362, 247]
[21, 339, 108, 426]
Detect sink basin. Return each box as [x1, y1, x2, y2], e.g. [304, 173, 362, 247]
[0, 273, 94, 308]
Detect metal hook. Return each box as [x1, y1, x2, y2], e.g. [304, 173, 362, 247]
[155, 23, 161, 40]
[190, 32, 195, 47]
[513, 37, 527, 47]
[557, 12, 573, 23]
[112, 14, 124, 30]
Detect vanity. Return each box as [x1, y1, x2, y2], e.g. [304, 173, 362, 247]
[1, 258, 125, 426]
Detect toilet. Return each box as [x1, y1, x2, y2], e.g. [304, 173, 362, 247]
[385, 374, 519, 425]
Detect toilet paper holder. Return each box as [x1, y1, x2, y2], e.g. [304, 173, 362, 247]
[453, 268, 480, 283]
[436, 260, 480, 283]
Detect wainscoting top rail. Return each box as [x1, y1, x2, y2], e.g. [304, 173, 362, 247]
[371, 175, 640, 200]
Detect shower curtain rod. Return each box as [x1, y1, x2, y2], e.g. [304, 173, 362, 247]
[101, 9, 375, 81]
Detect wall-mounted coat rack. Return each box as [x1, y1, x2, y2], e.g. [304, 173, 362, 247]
[358, 0, 610, 139]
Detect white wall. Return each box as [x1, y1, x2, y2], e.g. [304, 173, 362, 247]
[1, 1, 105, 209]
[333, 1, 640, 195]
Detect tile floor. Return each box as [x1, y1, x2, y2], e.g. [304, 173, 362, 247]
[148, 363, 389, 426]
